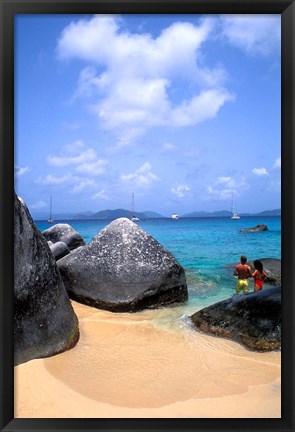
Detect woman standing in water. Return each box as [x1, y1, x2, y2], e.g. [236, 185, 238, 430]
[252, 260, 268, 292]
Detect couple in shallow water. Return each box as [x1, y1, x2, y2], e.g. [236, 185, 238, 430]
[234, 255, 268, 294]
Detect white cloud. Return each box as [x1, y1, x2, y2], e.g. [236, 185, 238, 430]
[207, 176, 247, 200]
[37, 173, 97, 194]
[71, 67, 102, 101]
[207, 187, 235, 201]
[252, 167, 269, 176]
[57, 16, 217, 81]
[171, 184, 191, 198]
[94, 77, 171, 130]
[47, 149, 96, 167]
[107, 128, 145, 154]
[47, 141, 96, 167]
[215, 176, 246, 188]
[37, 140, 110, 197]
[37, 174, 75, 185]
[121, 162, 159, 187]
[220, 15, 281, 56]
[76, 159, 108, 175]
[216, 176, 232, 184]
[71, 179, 96, 193]
[30, 200, 47, 210]
[92, 189, 109, 200]
[273, 157, 281, 169]
[64, 140, 85, 154]
[170, 88, 234, 127]
[15, 165, 31, 177]
[161, 142, 177, 153]
[47, 141, 108, 176]
[56, 15, 120, 63]
[57, 15, 234, 147]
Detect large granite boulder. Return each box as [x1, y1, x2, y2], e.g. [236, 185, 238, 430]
[49, 241, 71, 261]
[57, 218, 188, 312]
[191, 286, 281, 352]
[42, 223, 85, 251]
[240, 224, 268, 233]
[14, 193, 79, 365]
[248, 258, 281, 286]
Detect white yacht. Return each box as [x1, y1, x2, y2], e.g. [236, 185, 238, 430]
[231, 194, 240, 220]
[171, 213, 179, 220]
[130, 193, 140, 222]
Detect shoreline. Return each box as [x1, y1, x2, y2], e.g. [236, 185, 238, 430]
[15, 301, 281, 418]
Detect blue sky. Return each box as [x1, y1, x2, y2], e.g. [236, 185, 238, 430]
[14, 14, 281, 218]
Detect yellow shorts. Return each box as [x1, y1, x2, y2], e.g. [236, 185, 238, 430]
[236, 279, 249, 294]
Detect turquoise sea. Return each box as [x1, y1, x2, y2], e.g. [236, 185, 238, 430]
[36, 216, 281, 316]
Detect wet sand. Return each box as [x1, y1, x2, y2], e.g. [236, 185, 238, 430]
[14, 301, 281, 418]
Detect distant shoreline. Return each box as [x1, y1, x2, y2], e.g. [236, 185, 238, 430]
[34, 214, 281, 223]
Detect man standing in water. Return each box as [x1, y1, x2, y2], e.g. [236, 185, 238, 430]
[234, 255, 252, 294]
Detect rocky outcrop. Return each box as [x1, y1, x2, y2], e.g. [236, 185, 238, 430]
[240, 224, 268, 233]
[248, 258, 281, 286]
[57, 218, 188, 312]
[42, 223, 85, 251]
[49, 241, 71, 261]
[14, 193, 79, 365]
[191, 286, 281, 352]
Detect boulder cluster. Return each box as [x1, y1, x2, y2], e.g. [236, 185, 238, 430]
[43, 223, 85, 260]
[14, 192, 281, 365]
[14, 194, 188, 364]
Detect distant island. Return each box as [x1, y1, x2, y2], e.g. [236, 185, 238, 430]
[74, 209, 164, 220]
[181, 209, 281, 218]
[34, 208, 281, 221]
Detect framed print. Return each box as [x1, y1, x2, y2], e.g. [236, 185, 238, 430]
[1, 0, 294, 431]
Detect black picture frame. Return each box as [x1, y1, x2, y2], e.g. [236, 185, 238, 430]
[0, 0, 294, 431]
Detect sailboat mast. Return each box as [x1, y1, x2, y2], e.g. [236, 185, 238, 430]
[48, 195, 54, 223]
[50, 195, 52, 219]
[231, 193, 240, 219]
[132, 192, 135, 214]
[130, 192, 139, 221]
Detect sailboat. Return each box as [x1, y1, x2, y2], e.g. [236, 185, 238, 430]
[130, 192, 140, 222]
[231, 193, 240, 220]
[48, 195, 54, 223]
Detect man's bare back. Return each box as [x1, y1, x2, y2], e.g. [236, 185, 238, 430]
[234, 263, 252, 279]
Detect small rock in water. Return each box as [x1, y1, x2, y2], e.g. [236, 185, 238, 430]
[240, 224, 268, 233]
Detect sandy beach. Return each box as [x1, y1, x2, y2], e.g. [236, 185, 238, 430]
[15, 300, 281, 418]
